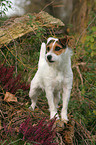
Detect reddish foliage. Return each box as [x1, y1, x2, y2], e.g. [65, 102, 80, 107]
[19, 117, 58, 145]
[3, 123, 16, 138]
[0, 64, 29, 94]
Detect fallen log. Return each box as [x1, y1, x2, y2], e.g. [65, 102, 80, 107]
[0, 11, 65, 48]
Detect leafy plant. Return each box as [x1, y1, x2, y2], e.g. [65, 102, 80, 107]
[69, 12, 96, 140]
[0, 0, 12, 17]
[28, 14, 46, 42]
[85, 26, 96, 56]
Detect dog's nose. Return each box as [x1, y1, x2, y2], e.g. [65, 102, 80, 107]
[47, 55, 52, 61]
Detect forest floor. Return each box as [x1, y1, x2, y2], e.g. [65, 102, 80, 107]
[0, 11, 96, 145]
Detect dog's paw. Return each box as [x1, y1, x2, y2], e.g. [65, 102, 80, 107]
[55, 120, 64, 128]
[61, 114, 69, 123]
[61, 116, 69, 123]
[29, 106, 33, 111]
[61, 118, 69, 124]
[61, 111, 69, 123]
[50, 112, 59, 120]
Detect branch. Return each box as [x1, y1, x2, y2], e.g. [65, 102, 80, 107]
[76, 65, 83, 86]
[41, 0, 55, 12]
[72, 62, 86, 68]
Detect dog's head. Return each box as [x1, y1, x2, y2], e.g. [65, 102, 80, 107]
[46, 37, 69, 63]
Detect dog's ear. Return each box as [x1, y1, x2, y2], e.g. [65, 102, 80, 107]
[59, 36, 69, 48]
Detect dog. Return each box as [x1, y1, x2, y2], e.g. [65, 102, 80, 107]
[29, 37, 73, 122]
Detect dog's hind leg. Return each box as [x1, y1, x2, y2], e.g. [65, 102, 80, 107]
[29, 74, 39, 110]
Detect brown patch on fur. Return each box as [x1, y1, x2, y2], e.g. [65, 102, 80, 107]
[46, 42, 66, 55]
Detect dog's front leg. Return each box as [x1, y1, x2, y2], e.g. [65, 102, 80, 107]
[45, 88, 59, 119]
[61, 87, 71, 122]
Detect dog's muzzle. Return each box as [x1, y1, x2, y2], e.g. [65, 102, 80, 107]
[47, 55, 54, 63]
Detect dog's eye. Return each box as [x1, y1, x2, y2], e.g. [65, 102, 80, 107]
[47, 46, 50, 51]
[55, 46, 61, 51]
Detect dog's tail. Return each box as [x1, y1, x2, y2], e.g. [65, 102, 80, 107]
[38, 42, 46, 67]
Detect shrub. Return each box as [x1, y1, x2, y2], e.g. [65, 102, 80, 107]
[0, 64, 29, 94]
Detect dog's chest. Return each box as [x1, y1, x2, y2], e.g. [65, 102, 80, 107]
[40, 65, 64, 91]
[53, 72, 64, 90]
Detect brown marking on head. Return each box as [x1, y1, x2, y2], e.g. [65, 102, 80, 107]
[46, 41, 67, 55]
[46, 42, 53, 52]
[53, 42, 66, 55]
[59, 36, 69, 48]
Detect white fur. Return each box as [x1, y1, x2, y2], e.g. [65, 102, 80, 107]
[29, 37, 73, 122]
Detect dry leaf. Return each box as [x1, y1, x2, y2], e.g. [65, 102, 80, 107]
[4, 92, 17, 102]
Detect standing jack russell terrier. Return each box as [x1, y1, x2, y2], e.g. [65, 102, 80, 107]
[29, 37, 73, 122]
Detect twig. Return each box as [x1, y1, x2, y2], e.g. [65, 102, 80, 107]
[56, 132, 64, 145]
[4, 44, 33, 70]
[0, 48, 11, 66]
[0, 110, 4, 119]
[0, 84, 4, 95]
[72, 63, 84, 86]
[8, 139, 22, 145]
[72, 62, 86, 68]
[41, 0, 55, 12]
[76, 65, 83, 86]
[72, 118, 92, 140]
[90, 120, 96, 134]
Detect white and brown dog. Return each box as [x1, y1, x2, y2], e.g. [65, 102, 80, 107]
[29, 37, 73, 122]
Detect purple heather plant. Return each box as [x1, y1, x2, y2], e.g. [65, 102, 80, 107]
[0, 64, 29, 94]
[19, 117, 58, 145]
